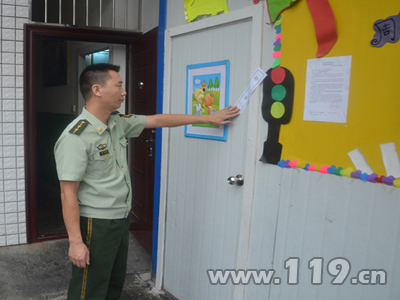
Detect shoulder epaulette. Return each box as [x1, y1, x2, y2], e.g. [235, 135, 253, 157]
[69, 119, 89, 135]
[119, 114, 133, 118]
[111, 110, 120, 115]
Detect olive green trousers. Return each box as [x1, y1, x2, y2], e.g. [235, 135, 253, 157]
[67, 216, 130, 300]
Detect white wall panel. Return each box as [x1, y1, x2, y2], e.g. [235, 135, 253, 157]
[141, 0, 160, 33]
[243, 163, 282, 300]
[114, 0, 140, 30]
[246, 163, 400, 300]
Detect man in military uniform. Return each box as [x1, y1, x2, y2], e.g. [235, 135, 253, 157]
[54, 63, 239, 299]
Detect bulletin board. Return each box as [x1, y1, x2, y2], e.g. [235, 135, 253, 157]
[278, 0, 400, 178]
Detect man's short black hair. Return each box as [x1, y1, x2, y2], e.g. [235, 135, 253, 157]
[79, 63, 120, 101]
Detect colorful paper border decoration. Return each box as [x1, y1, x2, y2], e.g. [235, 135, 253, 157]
[272, 15, 282, 68]
[277, 159, 400, 188]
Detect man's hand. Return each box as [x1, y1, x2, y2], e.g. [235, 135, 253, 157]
[69, 240, 90, 269]
[208, 105, 240, 126]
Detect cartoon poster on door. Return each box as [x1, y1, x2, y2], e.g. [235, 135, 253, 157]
[185, 60, 230, 141]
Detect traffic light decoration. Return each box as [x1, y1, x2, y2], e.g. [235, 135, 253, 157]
[260, 66, 294, 164]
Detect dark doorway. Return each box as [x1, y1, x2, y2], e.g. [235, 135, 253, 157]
[34, 37, 122, 238]
[129, 27, 158, 255]
[24, 24, 143, 243]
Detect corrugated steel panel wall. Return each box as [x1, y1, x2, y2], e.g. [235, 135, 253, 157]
[245, 163, 400, 300]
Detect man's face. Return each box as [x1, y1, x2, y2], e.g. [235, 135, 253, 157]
[98, 70, 127, 110]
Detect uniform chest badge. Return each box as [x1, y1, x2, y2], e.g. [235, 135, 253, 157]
[99, 150, 110, 156]
[97, 144, 107, 150]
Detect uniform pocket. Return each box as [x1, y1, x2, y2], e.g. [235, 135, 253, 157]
[119, 138, 128, 148]
[86, 151, 116, 178]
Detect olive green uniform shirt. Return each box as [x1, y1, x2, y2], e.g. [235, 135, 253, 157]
[54, 108, 147, 219]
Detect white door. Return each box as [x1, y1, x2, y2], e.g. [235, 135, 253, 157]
[157, 6, 264, 300]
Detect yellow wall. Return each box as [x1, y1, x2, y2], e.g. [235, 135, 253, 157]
[280, 0, 400, 177]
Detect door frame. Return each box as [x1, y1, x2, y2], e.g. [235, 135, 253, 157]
[23, 24, 141, 243]
[156, 5, 265, 296]
[152, 0, 167, 275]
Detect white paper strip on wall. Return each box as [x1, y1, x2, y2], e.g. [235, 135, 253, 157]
[235, 87, 251, 113]
[380, 143, 400, 177]
[347, 148, 374, 174]
[234, 67, 267, 113]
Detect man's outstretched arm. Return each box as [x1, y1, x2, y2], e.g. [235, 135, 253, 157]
[144, 105, 240, 129]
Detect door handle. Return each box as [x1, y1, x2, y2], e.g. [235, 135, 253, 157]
[140, 129, 155, 161]
[227, 174, 244, 186]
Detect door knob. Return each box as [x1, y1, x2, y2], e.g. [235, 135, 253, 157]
[227, 174, 244, 186]
[138, 81, 144, 89]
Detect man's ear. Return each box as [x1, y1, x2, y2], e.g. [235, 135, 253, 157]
[92, 84, 101, 97]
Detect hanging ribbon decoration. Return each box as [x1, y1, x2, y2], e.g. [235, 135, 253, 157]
[305, 0, 338, 57]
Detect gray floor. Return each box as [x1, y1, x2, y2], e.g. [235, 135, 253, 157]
[0, 234, 173, 300]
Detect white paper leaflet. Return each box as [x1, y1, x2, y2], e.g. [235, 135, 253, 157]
[234, 67, 267, 113]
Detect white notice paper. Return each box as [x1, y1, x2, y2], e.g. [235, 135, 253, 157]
[347, 148, 373, 174]
[234, 68, 267, 113]
[380, 143, 400, 177]
[304, 56, 352, 123]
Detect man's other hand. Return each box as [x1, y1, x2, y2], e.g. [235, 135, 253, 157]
[69, 240, 90, 269]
